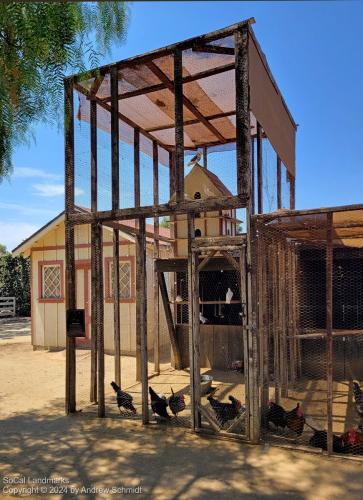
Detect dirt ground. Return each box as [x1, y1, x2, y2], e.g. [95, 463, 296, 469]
[1, 320, 363, 499]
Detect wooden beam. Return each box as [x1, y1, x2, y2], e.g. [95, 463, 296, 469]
[251, 137, 255, 215]
[146, 110, 235, 134]
[234, 26, 250, 198]
[192, 235, 245, 249]
[147, 60, 227, 144]
[68, 194, 248, 224]
[134, 128, 140, 208]
[159, 272, 182, 369]
[173, 49, 184, 202]
[326, 212, 333, 454]
[64, 78, 76, 415]
[136, 217, 149, 423]
[74, 81, 172, 154]
[257, 121, 263, 214]
[155, 256, 237, 273]
[193, 44, 235, 56]
[239, 245, 250, 436]
[220, 250, 240, 272]
[111, 67, 121, 386]
[203, 145, 208, 169]
[197, 250, 217, 272]
[69, 18, 255, 84]
[102, 63, 236, 103]
[90, 97, 98, 403]
[113, 230, 120, 386]
[289, 173, 296, 210]
[90, 223, 98, 403]
[277, 156, 282, 210]
[95, 223, 105, 417]
[153, 141, 160, 374]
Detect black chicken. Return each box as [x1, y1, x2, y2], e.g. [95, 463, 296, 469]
[168, 387, 186, 417]
[266, 401, 305, 435]
[353, 382, 363, 417]
[149, 386, 171, 420]
[309, 428, 349, 454]
[110, 381, 136, 414]
[207, 395, 242, 425]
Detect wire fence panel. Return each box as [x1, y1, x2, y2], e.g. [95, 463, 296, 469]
[255, 210, 363, 456]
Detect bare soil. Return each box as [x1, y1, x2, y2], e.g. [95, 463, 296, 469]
[0, 320, 362, 499]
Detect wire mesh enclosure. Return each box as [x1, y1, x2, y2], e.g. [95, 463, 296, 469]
[255, 208, 363, 456]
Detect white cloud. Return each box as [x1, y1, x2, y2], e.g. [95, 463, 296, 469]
[33, 183, 83, 197]
[0, 202, 57, 217]
[0, 221, 40, 252]
[14, 167, 62, 180]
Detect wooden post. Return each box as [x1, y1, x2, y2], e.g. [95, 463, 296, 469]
[203, 145, 208, 169]
[136, 217, 148, 423]
[174, 49, 184, 203]
[153, 141, 160, 373]
[111, 65, 121, 387]
[289, 173, 296, 210]
[188, 214, 201, 430]
[257, 121, 263, 214]
[64, 78, 76, 414]
[272, 241, 280, 404]
[251, 137, 255, 215]
[134, 128, 140, 208]
[235, 26, 250, 198]
[280, 241, 288, 398]
[95, 222, 105, 417]
[277, 156, 282, 210]
[239, 245, 250, 437]
[258, 232, 269, 413]
[326, 212, 333, 454]
[90, 97, 98, 403]
[134, 128, 141, 381]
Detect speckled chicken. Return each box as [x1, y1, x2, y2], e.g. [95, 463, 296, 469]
[110, 381, 136, 414]
[207, 395, 242, 425]
[168, 387, 186, 417]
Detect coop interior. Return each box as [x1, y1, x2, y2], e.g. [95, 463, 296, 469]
[256, 208, 363, 455]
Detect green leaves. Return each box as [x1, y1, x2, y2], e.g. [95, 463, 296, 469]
[0, 2, 129, 180]
[0, 253, 30, 316]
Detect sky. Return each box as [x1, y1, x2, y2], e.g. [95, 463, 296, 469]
[1, 1, 363, 251]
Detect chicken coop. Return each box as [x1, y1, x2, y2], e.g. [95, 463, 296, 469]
[63, 18, 363, 457]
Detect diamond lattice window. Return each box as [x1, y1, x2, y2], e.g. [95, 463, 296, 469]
[42, 265, 61, 299]
[110, 261, 131, 299]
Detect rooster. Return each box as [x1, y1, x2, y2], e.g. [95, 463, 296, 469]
[207, 395, 242, 425]
[168, 387, 186, 417]
[266, 401, 305, 435]
[341, 428, 363, 455]
[149, 386, 171, 420]
[110, 382, 136, 414]
[352, 382, 363, 417]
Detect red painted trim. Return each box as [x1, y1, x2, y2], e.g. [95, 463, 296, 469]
[38, 260, 64, 303]
[104, 256, 135, 303]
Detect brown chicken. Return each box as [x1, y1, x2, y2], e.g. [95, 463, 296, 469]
[341, 428, 363, 454]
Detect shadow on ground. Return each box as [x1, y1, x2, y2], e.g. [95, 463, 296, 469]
[1, 403, 363, 499]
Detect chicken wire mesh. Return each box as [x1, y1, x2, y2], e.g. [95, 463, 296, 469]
[177, 247, 248, 437]
[255, 211, 363, 456]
